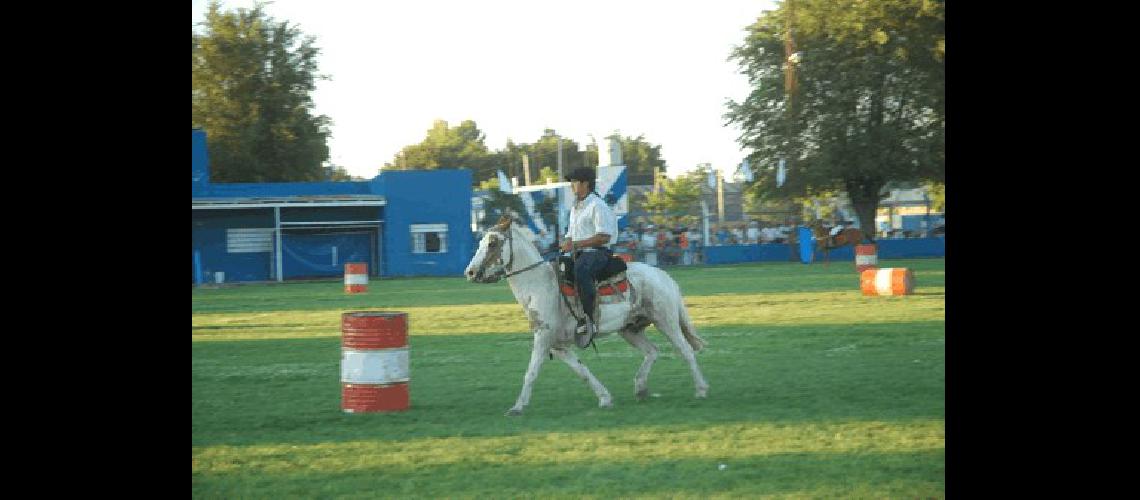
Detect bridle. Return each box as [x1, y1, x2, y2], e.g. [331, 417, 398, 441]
[477, 223, 557, 282]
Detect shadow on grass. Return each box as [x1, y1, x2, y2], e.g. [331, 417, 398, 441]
[193, 321, 945, 448]
[192, 449, 945, 498]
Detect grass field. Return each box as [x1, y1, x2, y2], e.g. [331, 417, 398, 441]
[192, 258, 945, 498]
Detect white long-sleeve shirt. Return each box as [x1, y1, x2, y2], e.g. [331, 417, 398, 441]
[565, 193, 618, 249]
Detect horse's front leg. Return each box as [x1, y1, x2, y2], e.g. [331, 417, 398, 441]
[506, 330, 553, 416]
[551, 347, 613, 409]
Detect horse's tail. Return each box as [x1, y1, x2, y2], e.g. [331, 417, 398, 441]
[678, 302, 706, 352]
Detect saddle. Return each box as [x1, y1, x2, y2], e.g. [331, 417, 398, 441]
[556, 255, 630, 303]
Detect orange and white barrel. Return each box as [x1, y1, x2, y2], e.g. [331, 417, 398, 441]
[860, 268, 915, 296]
[344, 262, 368, 293]
[341, 312, 409, 413]
[855, 244, 878, 274]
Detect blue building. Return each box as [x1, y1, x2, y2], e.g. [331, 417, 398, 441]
[192, 129, 473, 283]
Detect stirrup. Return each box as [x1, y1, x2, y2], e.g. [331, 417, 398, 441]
[575, 320, 596, 348]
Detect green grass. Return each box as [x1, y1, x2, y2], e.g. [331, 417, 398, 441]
[193, 258, 945, 498]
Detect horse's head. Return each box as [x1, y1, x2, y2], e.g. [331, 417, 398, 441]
[465, 214, 520, 283]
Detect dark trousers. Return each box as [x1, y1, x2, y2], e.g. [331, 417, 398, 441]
[573, 248, 612, 324]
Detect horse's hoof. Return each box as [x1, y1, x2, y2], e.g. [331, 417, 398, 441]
[599, 399, 613, 409]
[695, 387, 709, 399]
[505, 408, 523, 417]
[636, 388, 649, 401]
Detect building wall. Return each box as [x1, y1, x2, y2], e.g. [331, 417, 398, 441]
[193, 136, 474, 281]
[192, 208, 276, 282]
[378, 169, 473, 277]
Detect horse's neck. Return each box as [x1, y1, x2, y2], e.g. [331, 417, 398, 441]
[505, 229, 557, 303]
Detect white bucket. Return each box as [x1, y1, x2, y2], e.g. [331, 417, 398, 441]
[214, 271, 225, 284]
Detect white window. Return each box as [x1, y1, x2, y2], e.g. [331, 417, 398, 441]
[411, 223, 448, 254]
[226, 228, 274, 253]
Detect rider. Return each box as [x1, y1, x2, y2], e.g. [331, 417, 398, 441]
[561, 167, 618, 348]
[828, 219, 845, 247]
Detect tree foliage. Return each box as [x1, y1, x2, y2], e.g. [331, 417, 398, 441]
[387, 124, 671, 188]
[641, 170, 706, 227]
[384, 119, 498, 181]
[477, 189, 527, 231]
[726, 0, 944, 229]
[192, 1, 331, 182]
[618, 135, 669, 186]
[514, 129, 586, 184]
[535, 166, 560, 185]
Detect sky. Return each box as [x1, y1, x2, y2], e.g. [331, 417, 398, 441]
[192, 0, 778, 180]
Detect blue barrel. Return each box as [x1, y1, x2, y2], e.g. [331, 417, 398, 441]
[797, 227, 814, 264]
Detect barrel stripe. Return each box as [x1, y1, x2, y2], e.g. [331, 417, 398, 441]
[874, 270, 895, 295]
[344, 263, 368, 274]
[345, 274, 368, 285]
[342, 348, 410, 384]
[342, 383, 409, 413]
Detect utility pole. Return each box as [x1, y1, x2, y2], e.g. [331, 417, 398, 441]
[522, 153, 531, 186]
[716, 168, 725, 224]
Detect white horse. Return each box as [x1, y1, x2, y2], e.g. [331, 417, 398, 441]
[464, 215, 709, 416]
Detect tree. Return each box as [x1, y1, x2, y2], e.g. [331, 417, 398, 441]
[384, 120, 498, 182]
[192, 1, 331, 182]
[619, 135, 669, 186]
[324, 165, 356, 181]
[515, 131, 667, 186]
[518, 129, 585, 185]
[925, 181, 945, 212]
[477, 177, 501, 191]
[535, 166, 560, 184]
[641, 170, 705, 227]
[726, 0, 944, 230]
[477, 189, 527, 231]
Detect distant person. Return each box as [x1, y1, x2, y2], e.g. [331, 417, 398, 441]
[641, 226, 657, 252]
[746, 221, 760, 244]
[731, 225, 745, 244]
[716, 225, 730, 245]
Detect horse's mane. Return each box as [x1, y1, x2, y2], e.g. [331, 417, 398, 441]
[493, 212, 541, 259]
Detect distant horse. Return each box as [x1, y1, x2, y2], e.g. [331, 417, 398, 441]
[809, 221, 872, 265]
[464, 214, 709, 416]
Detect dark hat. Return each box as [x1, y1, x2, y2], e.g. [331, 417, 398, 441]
[565, 167, 595, 182]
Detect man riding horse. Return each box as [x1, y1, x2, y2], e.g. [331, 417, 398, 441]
[561, 167, 619, 349]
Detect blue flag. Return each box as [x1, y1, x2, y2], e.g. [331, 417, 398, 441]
[497, 170, 513, 194]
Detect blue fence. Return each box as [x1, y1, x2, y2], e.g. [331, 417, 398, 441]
[704, 237, 945, 265]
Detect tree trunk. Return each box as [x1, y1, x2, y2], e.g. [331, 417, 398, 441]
[846, 178, 883, 241]
[851, 198, 878, 241]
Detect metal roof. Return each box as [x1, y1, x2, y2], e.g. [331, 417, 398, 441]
[192, 195, 386, 210]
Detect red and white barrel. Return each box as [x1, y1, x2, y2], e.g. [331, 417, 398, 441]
[860, 268, 916, 296]
[855, 244, 879, 274]
[341, 312, 409, 413]
[344, 263, 368, 294]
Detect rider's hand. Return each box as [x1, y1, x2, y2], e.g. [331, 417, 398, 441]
[560, 239, 573, 253]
